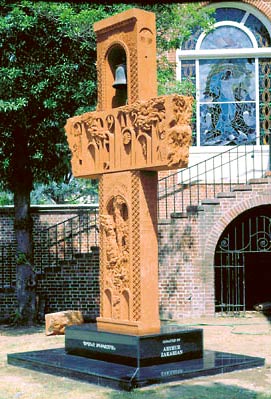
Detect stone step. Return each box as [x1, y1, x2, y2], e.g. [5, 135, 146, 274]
[170, 212, 189, 219]
[216, 192, 237, 199]
[201, 198, 220, 205]
[248, 177, 269, 185]
[232, 185, 252, 192]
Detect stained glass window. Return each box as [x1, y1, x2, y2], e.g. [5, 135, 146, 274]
[215, 7, 245, 23]
[200, 26, 253, 50]
[179, 5, 271, 147]
[199, 58, 256, 145]
[259, 59, 271, 145]
[245, 14, 271, 48]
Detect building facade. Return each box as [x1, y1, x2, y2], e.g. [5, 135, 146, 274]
[178, 1, 271, 174]
[163, 0, 271, 317]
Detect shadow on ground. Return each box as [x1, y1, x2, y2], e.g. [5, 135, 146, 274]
[0, 324, 45, 336]
[107, 382, 269, 399]
[262, 313, 271, 323]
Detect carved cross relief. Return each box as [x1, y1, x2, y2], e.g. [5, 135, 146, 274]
[65, 8, 192, 335]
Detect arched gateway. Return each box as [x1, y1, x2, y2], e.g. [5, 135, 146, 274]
[214, 205, 271, 314]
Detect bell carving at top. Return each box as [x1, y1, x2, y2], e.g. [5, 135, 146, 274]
[112, 64, 127, 89]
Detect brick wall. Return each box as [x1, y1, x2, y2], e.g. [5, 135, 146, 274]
[159, 214, 205, 319]
[0, 205, 99, 322]
[37, 251, 100, 322]
[158, 177, 271, 319]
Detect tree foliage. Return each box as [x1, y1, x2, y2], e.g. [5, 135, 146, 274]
[151, 3, 215, 96]
[31, 176, 98, 204]
[0, 2, 114, 190]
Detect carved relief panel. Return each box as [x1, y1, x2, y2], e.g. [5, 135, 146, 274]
[100, 195, 130, 320]
[65, 94, 193, 178]
[97, 171, 160, 334]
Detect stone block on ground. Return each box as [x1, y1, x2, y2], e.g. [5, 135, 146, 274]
[45, 310, 84, 336]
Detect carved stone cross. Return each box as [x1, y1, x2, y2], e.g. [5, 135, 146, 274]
[65, 8, 192, 335]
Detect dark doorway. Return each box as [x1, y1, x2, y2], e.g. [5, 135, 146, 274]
[245, 252, 271, 310]
[214, 205, 271, 314]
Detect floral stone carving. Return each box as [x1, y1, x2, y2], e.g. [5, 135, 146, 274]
[65, 94, 192, 178]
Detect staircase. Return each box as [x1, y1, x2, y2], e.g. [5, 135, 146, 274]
[37, 208, 99, 274]
[158, 141, 270, 219]
[35, 207, 100, 319]
[157, 140, 271, 318]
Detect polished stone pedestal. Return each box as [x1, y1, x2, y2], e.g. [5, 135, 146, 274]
[65, 324, 203, 367]
[8, 348, 264, 391]
[7, 323, 265, 391]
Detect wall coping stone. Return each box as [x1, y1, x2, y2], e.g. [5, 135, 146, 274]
[0, 204, 99, 215]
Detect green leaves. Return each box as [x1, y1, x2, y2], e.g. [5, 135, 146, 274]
[0, 97, 28, 112]
[0, 4, 37, 34]
[31, 177, 98, 204]
[154, 3, 215, 97]
[148, 3, 215, 52]
[30, 79, 49, 96]
[0, 67, 22, 80]
[43, 98, 57, 109]
[0, 2, 102, 189]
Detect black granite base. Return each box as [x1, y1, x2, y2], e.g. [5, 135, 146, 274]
[65, 324, 203, 367]
[8, 349, 265, 391]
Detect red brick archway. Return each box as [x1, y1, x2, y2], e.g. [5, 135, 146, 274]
[200, 0, 271, 20]
[214, 204, 271, 313]
[202, 194, 271, 314]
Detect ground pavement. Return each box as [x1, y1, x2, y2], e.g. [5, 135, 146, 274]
[0, 314, 271, 399]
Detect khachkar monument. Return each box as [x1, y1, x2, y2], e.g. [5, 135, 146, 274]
[65, 8, 192, 335]
[7, 8, 264, 391]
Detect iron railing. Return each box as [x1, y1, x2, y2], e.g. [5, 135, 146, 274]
[0, 207, 99, 288]
[38, 206, 99, 273]
[158, 141, 269, 219]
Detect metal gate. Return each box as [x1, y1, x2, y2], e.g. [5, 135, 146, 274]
[215, 251, 245, 314]
[214, 207, 271, 315]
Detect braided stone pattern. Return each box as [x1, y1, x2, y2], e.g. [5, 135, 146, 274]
[129, 44, 139, 103]
[99, 176, 105, 315]
[131, 171, 141, 321]
[96, 57, 103, 111]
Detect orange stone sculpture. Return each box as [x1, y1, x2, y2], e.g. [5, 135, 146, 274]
[65, 8, 193, 335]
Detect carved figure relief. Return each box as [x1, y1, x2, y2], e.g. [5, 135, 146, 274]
[100, 195, 130, 319]
[166, 124, 192, 167]
[65, 95, 192, 178]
